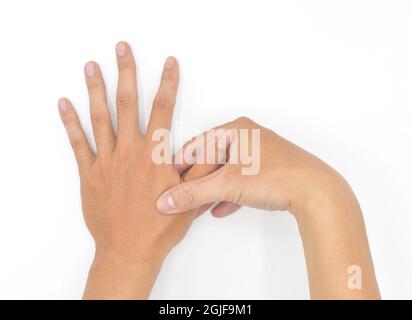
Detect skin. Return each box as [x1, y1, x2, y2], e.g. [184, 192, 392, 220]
[59, 41, 220, 299]
[60, 40, 380, 299]
[157, 118, 381, 299]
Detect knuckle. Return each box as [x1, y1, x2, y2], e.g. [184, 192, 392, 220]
[116, 92, 136, 107]
[82, 170, 100, 191]
[62, 115, 76, 128]
[234, 116, 252, 126]
[218, 174, 240, 203]
[173, 183, 195, 208]
[153, 96, 173, 109]
[90, 111, 108, 124]
[86, 80, 101, 91]
[117, 147, 130, 164]
[113, 144, 135, 170]
[84, 158, 112, 187]
[118, 58, 135, 70]
[162, 71, 178, 82]
[69, 135, 82, 150]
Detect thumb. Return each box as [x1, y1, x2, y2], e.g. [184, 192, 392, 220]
[156, 174, 224, 214]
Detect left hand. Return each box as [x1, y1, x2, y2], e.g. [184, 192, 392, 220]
[59, 41, 217, 299]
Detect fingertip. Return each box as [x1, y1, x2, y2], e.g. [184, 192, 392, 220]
[164, 56, 177, 69]
[84, 61, 97, 77]
[156, 192, 177, 214]
[115, 41, 136, 70]
[211, 207, 225, 218]
[116, 41, 128, 57]
[211, 202, 241, 218]
[58, 97, 70, 114]
[161, 56, 179, 83]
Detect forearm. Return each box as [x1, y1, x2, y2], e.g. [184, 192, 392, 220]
[294, 170, 380, 299]
[83, 250, 165, 300]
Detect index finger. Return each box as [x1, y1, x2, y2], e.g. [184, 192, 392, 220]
[146, 57, 179, 140]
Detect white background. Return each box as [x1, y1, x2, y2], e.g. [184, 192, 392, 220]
[0, 0, 411, 299]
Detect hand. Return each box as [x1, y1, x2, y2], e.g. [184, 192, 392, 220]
[156, 116, 338, 218]
[58, 41, 218, 299]
[157, 117, 381, 299]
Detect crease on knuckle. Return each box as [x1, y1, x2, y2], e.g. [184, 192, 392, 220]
[69, 135, 82, 150]
[87, 80, 101, 91]
[90, 111, 108, 125]
[173, 183, 195, 208]
[62, 115, 75, 128]
[153, 96, 172, 109]
[116, 92, 136, 107]
[118, 58, 135, 70]
[162, 71, 178, 82]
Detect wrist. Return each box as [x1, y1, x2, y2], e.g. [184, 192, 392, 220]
[288, 166, 380, 299]
[291, 165, 359, 222]
[83, 247, 166, 299]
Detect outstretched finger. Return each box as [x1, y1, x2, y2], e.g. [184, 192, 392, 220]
[58, 98, 94, 171]
[146, 57, 179, 142]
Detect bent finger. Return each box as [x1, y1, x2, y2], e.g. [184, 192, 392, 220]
[211, 202, 242, 218]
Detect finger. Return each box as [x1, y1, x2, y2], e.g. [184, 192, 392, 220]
[84, 61, 115, 155]
[173, 136, 197, 175]
[115, 41, 140, 142]
[173, 116, 255, 173]
[174, 129, 234, 176]
[178, 144, 218, 219]
[211, 202, 242, 218]
[146, 57, 179, 141]
[156, 169, 226, 214]
[178, 129, 233, 216]
[179, 128, 233, 176]
[58, 98, 94, 171]
[195, 203, 213, 218]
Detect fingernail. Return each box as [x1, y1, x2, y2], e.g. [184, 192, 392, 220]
[58, 98, 69, 113]
[164, 56, 175, 69]
[116, 42, 127, 56]
[85, 62, 96, 77]
[157, 193, 176, 213]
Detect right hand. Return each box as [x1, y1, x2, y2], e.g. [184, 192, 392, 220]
[156, 116, 346, 218]
[157, 117, 380, 299]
